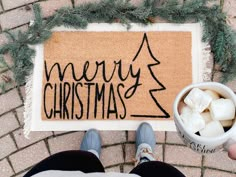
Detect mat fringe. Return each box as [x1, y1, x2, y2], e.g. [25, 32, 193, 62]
[201, 42, 213, 82]
[200, 22, 213, 82]
[23, 71, 33, 138]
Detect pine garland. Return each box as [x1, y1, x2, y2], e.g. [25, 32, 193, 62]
[0, 0, 236, 87]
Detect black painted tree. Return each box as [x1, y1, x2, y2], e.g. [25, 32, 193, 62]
[129, 33, 170, 118]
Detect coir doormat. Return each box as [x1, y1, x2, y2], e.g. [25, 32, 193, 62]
[25, 23, 210, 134]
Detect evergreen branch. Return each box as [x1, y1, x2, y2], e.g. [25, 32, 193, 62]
[220, 0, 224, 11]
[33, 4, 43, 26]
[0, 0, 235, 86]
[0, 55, 9, 69]
[3, 30, 17, 42]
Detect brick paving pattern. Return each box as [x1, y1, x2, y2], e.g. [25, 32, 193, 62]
[0, 0, 236, 177]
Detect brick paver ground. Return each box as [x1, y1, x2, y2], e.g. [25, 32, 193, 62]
[0, 0, 236, 177]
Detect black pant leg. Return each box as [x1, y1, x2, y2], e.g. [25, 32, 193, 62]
[24, 150, 105, 177]
[130, 161, 186, 177]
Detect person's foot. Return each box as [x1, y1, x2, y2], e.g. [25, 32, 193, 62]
[80, 129, 101, 159]
[135, 122, 156, 165]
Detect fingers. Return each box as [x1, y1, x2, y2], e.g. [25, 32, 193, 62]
[228, 144, 236, 160]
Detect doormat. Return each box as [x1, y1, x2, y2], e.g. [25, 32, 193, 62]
[26, 23, 210, 133]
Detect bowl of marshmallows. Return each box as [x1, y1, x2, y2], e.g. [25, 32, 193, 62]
[173, 82, 236, 154]
[179, 87, 235, 137]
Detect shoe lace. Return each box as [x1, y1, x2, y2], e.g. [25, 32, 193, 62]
[134, 144, 156, 166]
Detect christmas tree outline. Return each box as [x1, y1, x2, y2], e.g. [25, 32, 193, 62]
[130, 33, 170, 118]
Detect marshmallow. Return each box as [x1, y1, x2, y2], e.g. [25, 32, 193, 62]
[184, 88, 212, 113]
[199, 121, 224, 137]
[178, 101, 186, 114]
[180, 105, 192, 115]
[220, 120, 233, 127]
[204, 90, 220, 100]
[210, 99, 235, 121]
[201, 112, 212, 124]
[180, 112, 205, 133]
